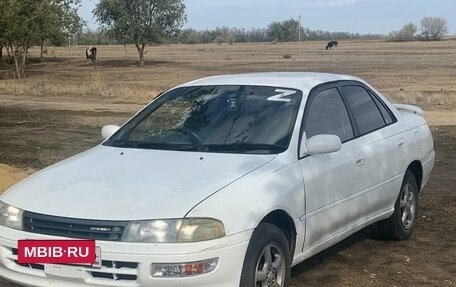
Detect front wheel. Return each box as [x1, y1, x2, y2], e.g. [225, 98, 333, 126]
[240, 223, 291, 287]
[378, 170, 419, 240]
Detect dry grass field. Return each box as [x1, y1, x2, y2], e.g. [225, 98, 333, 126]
[0, 40, 455, 286]
[1, 40, 456, 104]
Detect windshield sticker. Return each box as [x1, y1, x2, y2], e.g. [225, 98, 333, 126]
[267, 89, 296, 102]
[227, 97, 237, 110]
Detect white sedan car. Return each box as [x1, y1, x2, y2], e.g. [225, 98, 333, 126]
[0, 73, 434, 287]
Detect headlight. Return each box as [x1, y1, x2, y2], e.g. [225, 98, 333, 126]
[122, 218, 225, 243]
[0, 201, 23, 230]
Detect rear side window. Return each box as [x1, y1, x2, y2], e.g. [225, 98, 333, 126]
[371, 93, 394, 125]
[341, 86, 386, 135]
[304, 88, 354, 142]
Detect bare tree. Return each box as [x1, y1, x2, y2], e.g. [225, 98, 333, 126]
[401, 22, 418, 40]
[389, 22, 417, 41]
[420, 17, 448, 40]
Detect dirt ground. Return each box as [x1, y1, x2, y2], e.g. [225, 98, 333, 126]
[0, 164, 33, 193]
[0, 41, 455, 286]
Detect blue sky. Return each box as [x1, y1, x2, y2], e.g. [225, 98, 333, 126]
[79, 0, 455, 34]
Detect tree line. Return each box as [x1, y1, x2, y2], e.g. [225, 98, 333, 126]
[175, 21, 384, 45]
[72, 16, 450, 48]
[388, 17, 449, 41]
[74, 18, 385, 47]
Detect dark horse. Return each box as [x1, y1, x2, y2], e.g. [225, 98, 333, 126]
[326, 41, 338, 50]
[86, 47, 97, 64]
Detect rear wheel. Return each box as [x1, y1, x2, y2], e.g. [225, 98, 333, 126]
[378, 170, 419, 240]
[240, 223, 291, 287]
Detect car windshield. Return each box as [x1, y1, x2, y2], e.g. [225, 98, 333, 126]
[104, 85, 302, 154]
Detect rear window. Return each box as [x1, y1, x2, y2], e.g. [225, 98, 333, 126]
[371, 93, 394, 125]
[341, 86, 386, 135]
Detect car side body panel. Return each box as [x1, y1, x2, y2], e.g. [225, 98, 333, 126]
[295, 89, 434, 266]
[298, 139, 376, 250]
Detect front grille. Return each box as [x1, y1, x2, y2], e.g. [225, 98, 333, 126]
[8, 248, 138, 282]
[91, 260, 139, 281]
[6, 247, 46, 272]
[91, 272, 137, 281]
[22, 211, 129, 241]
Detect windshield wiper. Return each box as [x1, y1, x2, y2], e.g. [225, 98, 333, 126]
[109, 141, 286, 153]
[111, 141, 201, 151]
[203, 143, 286, 153]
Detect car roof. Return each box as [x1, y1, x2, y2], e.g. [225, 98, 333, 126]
[178, 72, 362, 95]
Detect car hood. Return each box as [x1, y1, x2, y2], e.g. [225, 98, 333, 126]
[2, 146, 275, 220]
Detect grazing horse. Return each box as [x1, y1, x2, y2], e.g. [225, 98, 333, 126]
[86, 47, 97, 64]
[326, 41, 338, 50]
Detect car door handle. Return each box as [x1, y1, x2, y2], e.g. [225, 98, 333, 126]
[355, 158, 365, 166]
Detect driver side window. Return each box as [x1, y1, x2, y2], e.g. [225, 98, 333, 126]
[304, 88, 354, 142]
[128, 99, 193, 141]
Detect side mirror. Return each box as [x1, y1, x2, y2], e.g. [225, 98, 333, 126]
[101, 125, 120, 140]
[302, 134, 342, 156]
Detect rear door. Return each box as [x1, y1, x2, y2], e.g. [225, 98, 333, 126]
[339, 83, 403, 215]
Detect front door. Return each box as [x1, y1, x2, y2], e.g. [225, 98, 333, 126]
[298, 85, 367, 253]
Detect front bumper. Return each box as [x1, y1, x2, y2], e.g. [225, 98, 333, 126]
[0, 226, 252, 287]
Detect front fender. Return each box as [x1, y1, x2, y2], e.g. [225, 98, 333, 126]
[186, 159, 305, 236]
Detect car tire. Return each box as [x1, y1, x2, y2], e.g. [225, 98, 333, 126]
[378, 170, 419, 240]
[240, 223, 291, 287]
